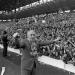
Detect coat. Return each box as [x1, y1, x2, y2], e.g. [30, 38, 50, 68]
[19, 38, 54, 70]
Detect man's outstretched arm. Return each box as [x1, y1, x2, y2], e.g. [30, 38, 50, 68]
[39, 37, 60, 46]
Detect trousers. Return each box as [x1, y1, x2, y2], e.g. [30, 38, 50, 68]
[21, 60, 36, 75]
[3, 43, 8, 57]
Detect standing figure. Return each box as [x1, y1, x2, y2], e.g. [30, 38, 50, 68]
[2, 30, 8, 57]
[18, 30, 57, 75]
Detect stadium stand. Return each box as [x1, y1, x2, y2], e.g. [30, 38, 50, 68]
[0, 11, 75, 66]
[0, 0, 75, 75]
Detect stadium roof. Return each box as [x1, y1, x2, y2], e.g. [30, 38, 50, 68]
[0, 0, 75, 20]
[0, 0, 40, 11]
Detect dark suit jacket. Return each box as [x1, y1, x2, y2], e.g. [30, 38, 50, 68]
[2, 34, 8, 46]
[19, 39, 54, 70]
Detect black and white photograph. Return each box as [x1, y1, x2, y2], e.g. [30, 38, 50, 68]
[0, 0, 75, 75]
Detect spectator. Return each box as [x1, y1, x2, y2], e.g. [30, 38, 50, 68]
[1, 30, 9, 57]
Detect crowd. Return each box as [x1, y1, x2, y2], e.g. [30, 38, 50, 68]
[0, 11, 75, 65]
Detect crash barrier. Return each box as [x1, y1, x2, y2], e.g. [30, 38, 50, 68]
[0, 44, 75, 74]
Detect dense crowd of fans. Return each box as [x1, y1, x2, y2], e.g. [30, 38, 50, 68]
[0, 12, 75, 65]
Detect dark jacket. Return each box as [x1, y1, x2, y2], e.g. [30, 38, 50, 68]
[19, 39, 54, 70]
[2, 34, 8, 46]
